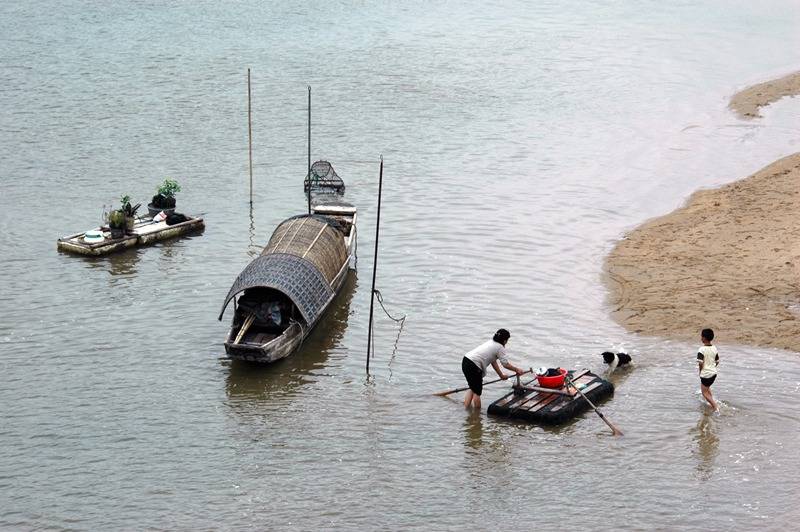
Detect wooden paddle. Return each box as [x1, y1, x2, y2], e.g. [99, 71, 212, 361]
[434, 369, 533, 397]
[565, 374, 624, 436]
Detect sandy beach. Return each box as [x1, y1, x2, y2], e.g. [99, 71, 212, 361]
[729, 71, 800, 118]
[606, 72, 800, 352]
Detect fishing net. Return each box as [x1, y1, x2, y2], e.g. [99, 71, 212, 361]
[304, 160, 345, 195]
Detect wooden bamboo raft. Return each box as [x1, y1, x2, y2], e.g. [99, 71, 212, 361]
[57, 216, 204, 256]
[487, 369, 614, 425]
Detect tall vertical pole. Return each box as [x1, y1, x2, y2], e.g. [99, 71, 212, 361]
[366, 156, 384, 374]
[307, 86, 312, 215]
[247, 68, 253, 206]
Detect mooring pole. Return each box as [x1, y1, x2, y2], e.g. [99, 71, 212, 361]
[247, 68, 253, 206]
[307, 86, 312, 215]
[366, 156, 384, 374]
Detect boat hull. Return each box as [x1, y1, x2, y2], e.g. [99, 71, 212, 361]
[224, 322, 305, 364]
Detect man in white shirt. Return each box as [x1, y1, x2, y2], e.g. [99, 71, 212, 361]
[461, 328, 526, 409]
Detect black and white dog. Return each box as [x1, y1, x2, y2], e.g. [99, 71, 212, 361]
[601, 351, 632, 371]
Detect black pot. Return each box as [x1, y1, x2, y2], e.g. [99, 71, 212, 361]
[110, 227, 125, 239]
[147, 203, 176, 218]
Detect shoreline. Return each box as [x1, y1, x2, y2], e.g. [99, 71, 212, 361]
[605, 71, 800, 352]
[729, 70, 800, 119]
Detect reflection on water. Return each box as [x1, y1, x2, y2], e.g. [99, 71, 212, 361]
[460, 409, 511, 456]
[461, 407, 484, 451]
[106, 248, 142, 277]
[77, 247, 143, 279]
[692, 414, 720, 481]
[604, 364, 635, 390]
[224, 272, 357, 403]
[247, 205, 260, 258]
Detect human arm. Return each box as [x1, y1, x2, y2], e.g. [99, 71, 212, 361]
[496, 346, 524, 377]
[502, 361, 526, 376]
[492, 360, 510, 379]
[697, 352, 704, 374]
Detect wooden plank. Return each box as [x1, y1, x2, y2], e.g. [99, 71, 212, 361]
[550, 382, 603, 412]
[526, 393, 561, 413]
[569, 368, 590, 381]
[132, 220, 169, 236]
[523, 385, 572, 396]
[138, 218, 203, 245]
[496, 391, 536, 410]
[511, 391, 554, 412]
[492, 392, 522, 409]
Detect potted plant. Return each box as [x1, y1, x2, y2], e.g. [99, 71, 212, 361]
[108, 210, 127, 239]
[148, 178, 181, 217]
[120, 194, 141, 233]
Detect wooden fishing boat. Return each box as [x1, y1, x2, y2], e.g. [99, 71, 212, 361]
[487, 369, 614, 425]
[57, 215, 204, 256]
[219, 161, 356, 364]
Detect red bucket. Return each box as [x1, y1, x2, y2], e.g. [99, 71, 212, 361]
[536, 368, 567, 388]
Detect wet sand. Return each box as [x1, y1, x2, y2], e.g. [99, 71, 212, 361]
[729, 71, 800, 118]
[605, 152, 800, 352]
[606, 71, 800, 352]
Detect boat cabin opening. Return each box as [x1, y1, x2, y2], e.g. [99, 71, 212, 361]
[231, 288, 299, 346]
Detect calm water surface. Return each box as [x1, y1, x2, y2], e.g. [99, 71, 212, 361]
[2, 1, 800, 529]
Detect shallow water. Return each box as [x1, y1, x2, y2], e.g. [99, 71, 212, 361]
[2, 1, 800, 529]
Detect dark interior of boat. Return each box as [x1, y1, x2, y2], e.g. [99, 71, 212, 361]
[231, 288, 297, 345]
[327, 215, 353, 237]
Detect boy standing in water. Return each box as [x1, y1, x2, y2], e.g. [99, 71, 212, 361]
[697, 328, 720, 413]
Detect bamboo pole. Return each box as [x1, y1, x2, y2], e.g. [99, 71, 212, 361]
[307, 86, 312, 215]
[366, 156, 384, 374]
[247, 68, 253, 206]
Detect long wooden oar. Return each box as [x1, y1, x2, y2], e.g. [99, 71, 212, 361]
[565, 375, 623, 436]
[434, 369, 533, 397]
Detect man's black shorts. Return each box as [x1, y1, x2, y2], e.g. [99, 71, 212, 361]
[700, 374, 717, 387]
[462, 357, 483, 395]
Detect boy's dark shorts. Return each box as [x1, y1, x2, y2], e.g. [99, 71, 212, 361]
[700, 375, 717, 387]
[462, 357, 483, 396]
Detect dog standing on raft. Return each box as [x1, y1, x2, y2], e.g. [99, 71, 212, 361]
[697, 328, 720, 413]
[461, 329, 526, 409]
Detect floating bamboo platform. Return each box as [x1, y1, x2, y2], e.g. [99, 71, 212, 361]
[57, 216, 204, 256]
[487, 369, 614, 425]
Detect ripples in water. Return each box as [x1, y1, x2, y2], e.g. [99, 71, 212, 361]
[2, 0, 800, 529]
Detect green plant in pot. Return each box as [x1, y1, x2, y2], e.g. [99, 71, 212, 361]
[120, 194, 141, 233]
[148, 178, 181, 217]
[108, 210, 127, 239]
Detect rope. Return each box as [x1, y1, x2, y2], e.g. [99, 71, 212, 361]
[368, 289, 406, 366]
[374, 289, 405, 323]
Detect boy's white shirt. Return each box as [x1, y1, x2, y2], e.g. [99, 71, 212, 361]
[698, 345, 719, 378]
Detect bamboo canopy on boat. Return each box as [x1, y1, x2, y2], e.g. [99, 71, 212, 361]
[218, 214, 349, 324]
[262, 215, 348, 284]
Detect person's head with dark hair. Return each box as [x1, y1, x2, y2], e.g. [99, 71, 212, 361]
[701, 328, 714, 343]
[493, 328, 510, 345]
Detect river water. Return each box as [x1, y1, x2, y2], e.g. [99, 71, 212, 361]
[2, 1, 800, 530]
